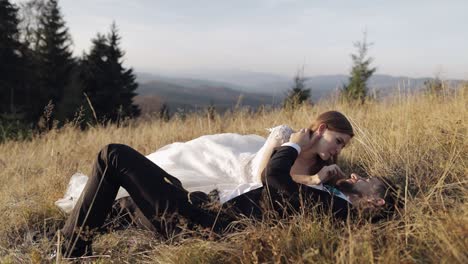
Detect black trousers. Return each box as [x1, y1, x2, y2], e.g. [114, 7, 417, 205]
[61, 144, 228, 249]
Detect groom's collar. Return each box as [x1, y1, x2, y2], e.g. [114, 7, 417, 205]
[281, 142, 301, 154]
[306, 183, 352, 204]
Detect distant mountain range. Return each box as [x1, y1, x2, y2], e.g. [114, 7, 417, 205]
[137, 78, 275, 112]
[135, 70, 464, 113]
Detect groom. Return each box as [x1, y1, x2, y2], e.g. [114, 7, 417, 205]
[61, 129, 398, 257]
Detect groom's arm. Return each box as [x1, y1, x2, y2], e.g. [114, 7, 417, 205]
[263, 129, 312, 195]
[263, 145, 300, 195]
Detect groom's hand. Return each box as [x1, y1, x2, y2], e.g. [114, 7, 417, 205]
[289, 128, 312, 148]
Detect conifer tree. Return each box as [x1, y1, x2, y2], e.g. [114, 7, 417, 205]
[80, 34, 108, 123]
[0, 0, 25, 119]
[81, 23, 140, 123]
[283, 67, 311, 109]
[341, 33, 376, 103]
[424, 77, 443, 96]
[35, 0, 75, 124]
[14, 0, 46, 123]
[159, 103, 170, 122]
[106, 23, 140, 120]
[17, 0, 46, 49]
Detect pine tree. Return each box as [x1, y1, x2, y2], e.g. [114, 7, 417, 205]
[283, 67, 311, 109]
[17, 0, 46, 49]
[341, 33, 376, 103]
[0, 0, 25, 119]
[206, 101, 216, 121]
[80, 34, 109, 123]
[424, 77, 443, 96]
[14, 0, 46, 123]
[158, 103, 170, 122]
[81, 23, 140, 123]
[106, 23, 140, 120]
[35, 0, 75, 124]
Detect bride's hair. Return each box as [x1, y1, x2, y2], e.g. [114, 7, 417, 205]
[308, 110, 354, 137]
[308, 111, 354, 174]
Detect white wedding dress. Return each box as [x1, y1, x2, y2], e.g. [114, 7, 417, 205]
[55, 125, 295, 214]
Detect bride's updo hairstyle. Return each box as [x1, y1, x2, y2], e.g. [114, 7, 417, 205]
[308, 110, 354, 138]
[308, 111, 354, 173]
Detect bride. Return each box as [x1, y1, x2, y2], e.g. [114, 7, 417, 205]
[56, 111, 354, 213]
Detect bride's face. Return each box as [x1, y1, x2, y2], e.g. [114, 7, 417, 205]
[315, 128, 351, 161]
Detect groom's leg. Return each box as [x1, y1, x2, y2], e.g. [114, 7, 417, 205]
[61, 144, 223, 257]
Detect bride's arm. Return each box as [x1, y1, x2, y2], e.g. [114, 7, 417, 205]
[292, 165, 346, 186]
[254, 125, 294, 181]
[291, 174, 322, 185]
[255, 134, 283, 180]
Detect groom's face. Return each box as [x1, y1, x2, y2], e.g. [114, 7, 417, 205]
[337, 176, 381, 195]
[336, 175, 386, 209]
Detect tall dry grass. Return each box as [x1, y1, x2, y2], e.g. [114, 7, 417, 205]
[0, 87, 466, 263]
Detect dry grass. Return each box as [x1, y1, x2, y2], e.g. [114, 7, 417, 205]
[0, 87, 466, 263]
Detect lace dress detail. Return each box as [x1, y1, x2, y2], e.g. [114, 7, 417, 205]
[267, 125, 294, 143]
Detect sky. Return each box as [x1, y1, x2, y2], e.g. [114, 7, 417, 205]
[12, 0, 468, 79]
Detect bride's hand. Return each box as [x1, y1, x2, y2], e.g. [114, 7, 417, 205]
[289, 128, 320, 151]
[317, 165, 347, 185]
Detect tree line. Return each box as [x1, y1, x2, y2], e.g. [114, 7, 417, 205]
[0, 0, 139, 136]
[283, 33, 377, 109]
[1, 0, 382, 141]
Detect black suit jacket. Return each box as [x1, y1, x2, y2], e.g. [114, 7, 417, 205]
[225, 146, 350, 220]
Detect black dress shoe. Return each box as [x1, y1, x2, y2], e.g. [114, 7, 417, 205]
[188, 191, 210, 207]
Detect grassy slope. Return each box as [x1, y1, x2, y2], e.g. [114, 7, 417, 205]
[0, 88, 466, 263]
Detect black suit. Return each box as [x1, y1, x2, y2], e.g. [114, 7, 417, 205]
[225, 146, 350, 220]
[62, 144, 350, 253]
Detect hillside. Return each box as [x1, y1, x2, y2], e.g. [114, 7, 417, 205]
[0, 87, 466, 263]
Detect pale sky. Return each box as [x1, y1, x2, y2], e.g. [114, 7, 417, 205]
[13, 0, 468, 79]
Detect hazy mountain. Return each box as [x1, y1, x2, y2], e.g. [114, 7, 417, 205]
[136, 70, 291, 95]
[138, 70, 438, 95]
[135, 70, 464, 114]
[137, 72, 249, 90]
[179, 69, 292, 91]
[136, 79, 276, 114]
